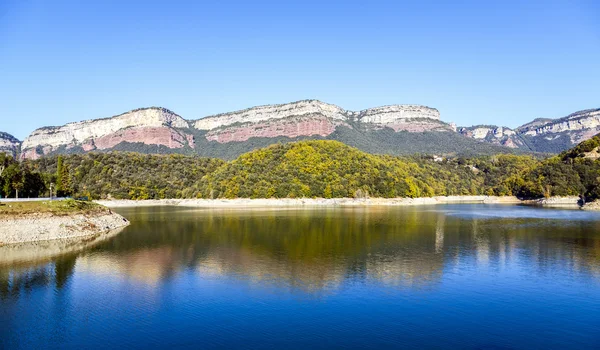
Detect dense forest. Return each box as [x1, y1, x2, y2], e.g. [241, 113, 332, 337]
[1, 137, 598, 202]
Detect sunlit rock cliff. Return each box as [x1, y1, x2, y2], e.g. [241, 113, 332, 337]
[20, 100, 456, 159]
[20, 108, 193, 159]
[0, 132, 20, 158]
[459, 108, 600, 153]
[194, 100, 448, 143]
[16, 100, 600, 159]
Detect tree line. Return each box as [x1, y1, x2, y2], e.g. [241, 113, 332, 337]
[1, 137, 598, 202]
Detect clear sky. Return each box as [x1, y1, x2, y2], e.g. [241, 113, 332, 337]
[1, 0, 599, 139]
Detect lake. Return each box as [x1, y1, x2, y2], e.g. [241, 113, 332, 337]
[1, 204, 600, 349]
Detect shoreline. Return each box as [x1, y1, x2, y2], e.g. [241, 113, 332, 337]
[95, 196, 584, 209]
[0, 211, 130, 245]
[0, 226, 126, 266]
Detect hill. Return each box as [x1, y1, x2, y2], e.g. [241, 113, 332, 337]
[196, 140, 536, 199]
[516, 133, 600, 201]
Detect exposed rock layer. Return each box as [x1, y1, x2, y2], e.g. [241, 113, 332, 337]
[0, 132, 20, 158]
[20, 100, 444, 158]
[11, 101, 600, 159]
[21, 108, 191, 159]
[459, 109, 600, 151]
[0, 211, 129, 244]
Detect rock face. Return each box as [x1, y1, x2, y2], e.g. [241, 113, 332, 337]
[518, 109, 600, 144]
[0, 211, 129, 244]
[21, 107, 192, 159]
[196, 100, 447, 143]
[458, 126, 524, 149]
[459, 109, 600, 152]
[17, 100, 600, 158]
[20, 100, 447, 158]
[0, 132, 21, 158]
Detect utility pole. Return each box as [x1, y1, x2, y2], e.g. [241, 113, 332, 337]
[50, 183, 54, 200]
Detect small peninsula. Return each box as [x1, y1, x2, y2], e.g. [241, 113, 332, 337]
[0, 200, 129, 245]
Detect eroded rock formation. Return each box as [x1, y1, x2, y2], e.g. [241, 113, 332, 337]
[21, 107, 192, 159]
[0, 132, 20, 158]
[13, 100, 600, 159]
[20, 100, 445, 157]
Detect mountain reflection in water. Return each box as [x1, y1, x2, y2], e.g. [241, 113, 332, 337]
[2, 205, 599, 296]
[2, 205, 600, 349]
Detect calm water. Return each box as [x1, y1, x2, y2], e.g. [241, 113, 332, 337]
[2, 205, 600, 349]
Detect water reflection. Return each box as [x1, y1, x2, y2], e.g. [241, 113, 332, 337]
[1, 205, 600, 297]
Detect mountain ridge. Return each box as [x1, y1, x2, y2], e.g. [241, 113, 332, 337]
[8, 101, 600, 160]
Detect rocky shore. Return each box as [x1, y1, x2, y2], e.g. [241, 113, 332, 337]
[0, 226, 126, 266]
[96, 196, 523, 208]
[522, 196, 582, 208]
[0, 202, 130, 245]
[582, 200, 600, 211]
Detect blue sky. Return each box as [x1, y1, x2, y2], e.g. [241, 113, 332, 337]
[1, 0, 599, 139]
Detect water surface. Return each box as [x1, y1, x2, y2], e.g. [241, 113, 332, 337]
[2, 204, 600, 349]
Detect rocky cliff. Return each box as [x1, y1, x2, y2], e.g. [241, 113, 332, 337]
[517, 108, 600, 144]
[0, 132, 21, 158]
[20, 107, 194, 159]
[459, 108, 600, 153]
[16, 100, 600, 159]
[195, 100, 448, 143]
[458, 126, 524, 149]
[20, 100, 450, 159]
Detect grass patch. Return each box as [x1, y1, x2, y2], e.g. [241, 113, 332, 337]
[0, 199, 108, 217]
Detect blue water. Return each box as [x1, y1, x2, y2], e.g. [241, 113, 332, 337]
[1, 205, 600, 349]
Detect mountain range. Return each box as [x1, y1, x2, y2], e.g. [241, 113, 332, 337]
[3, 100, 599, 159]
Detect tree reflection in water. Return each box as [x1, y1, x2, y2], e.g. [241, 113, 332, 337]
[1, 205, 600, 298]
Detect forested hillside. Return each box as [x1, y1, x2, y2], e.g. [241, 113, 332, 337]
[30, 153, 224, 199]
[1, 137, 598, 202]
[197, 140, 530, 199]
[519, 134, 600, 201]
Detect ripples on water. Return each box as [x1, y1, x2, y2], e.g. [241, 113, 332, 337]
[1, 204, 600, 349]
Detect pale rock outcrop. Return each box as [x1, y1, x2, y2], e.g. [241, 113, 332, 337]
[0, 132, 20, 158]
[20, 101, 447, 158]
[205, 115, 344, 143]
[517, 109, 600, 136]
[0, 211, 129, 244]
[195, 100, 440, 130]
[460, 126, 516, 140]
[352, 104, 440, 123]
[194, 100, 347, 130]
[459, 109, 600, 152]
[459, 126, 522, 149]
[17, 100, 600, 157]
[196, 100, 444, 143]
[21, 107, 190, 159]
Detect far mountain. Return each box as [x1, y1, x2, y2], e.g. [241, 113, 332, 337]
[15, 100, 600, 160]
[459, 108, 600, 153]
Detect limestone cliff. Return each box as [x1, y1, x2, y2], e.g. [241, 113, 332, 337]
[20, 100, 448, 158]
[195, 100, 447, 143]
[458, 126, 524, 149]
[21, 107, 193, 159]
[17, 100, 600, 158]
[0, 132, 21, 158]
[516, 108, 600, 144]
[459, 109, 600, 152]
